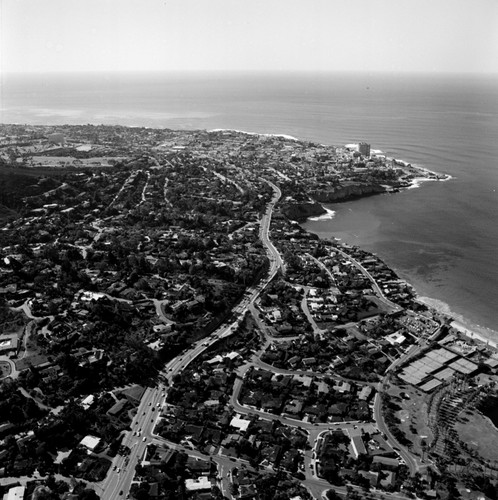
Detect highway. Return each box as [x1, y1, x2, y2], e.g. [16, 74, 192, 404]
[260, 180, 284, 274]
[96, 387, 167, 499]
[97, 180, 284, 499]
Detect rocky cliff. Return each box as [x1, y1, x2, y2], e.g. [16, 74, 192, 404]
[309, 182, 386, 203]
[282, 202, 326, 222]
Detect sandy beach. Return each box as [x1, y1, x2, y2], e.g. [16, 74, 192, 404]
[418, 295, 498, 349]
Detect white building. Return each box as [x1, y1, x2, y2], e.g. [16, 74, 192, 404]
[79, 435, 101, 452]
[185, 477, 211, 492]
[3, 486, 25, 500]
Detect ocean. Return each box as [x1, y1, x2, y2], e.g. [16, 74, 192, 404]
[1, 71, 497, 336]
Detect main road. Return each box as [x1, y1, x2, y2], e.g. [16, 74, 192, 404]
[260, 180, 284, 275]
[98, 180, 285, 499]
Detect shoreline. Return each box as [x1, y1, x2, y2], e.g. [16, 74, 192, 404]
[417, 296, 498, 348]
[386, 157, 453, 187]
[370, 154, 496, 348]
[306, 143, 493, 350]
[209, 128, 299, 142]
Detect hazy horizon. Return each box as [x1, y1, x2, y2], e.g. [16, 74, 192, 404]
[4, 69, 498, 76]
[2, 0, 497, 75]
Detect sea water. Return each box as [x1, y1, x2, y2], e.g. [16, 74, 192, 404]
[1, 71, 497, 335]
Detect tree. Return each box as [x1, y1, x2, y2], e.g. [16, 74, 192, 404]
[77, 489, 100, 500]
[326, 491, 341, 500]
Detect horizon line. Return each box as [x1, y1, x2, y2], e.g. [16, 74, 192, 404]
[3, 68, 498, 77]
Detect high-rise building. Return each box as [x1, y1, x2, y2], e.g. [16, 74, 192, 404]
[358, 142, 371, 157]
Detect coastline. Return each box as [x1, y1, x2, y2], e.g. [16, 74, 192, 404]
[305, 144, 494, 351]
[385, 156, 453, 186]
[209, 128, 299, 142]
[417, 296, 498, 349]
[374, 155, 496, 348]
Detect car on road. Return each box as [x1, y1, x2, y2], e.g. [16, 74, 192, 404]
[142, 437, 147, 442]
[116, 468, 120, 473]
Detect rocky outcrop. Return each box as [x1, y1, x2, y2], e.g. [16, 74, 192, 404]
[282, 183, 387, 222]
[309, 182, 386, 203]
[282, 202, 326, 222]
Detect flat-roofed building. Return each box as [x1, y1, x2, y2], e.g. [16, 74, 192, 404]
[351, 435, 367, 458]
[185, 476, 211, 492]
[373, 456, 400, 469]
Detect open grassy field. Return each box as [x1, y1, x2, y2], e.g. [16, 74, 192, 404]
[454, 410, 498, 462]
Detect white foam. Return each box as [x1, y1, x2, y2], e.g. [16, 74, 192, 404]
[405, 177, 432, 190]
[308, 207, 336, 221]
[405, 172, 453, 190]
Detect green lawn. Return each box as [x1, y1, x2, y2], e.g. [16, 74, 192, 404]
[454, 410, 498, 462]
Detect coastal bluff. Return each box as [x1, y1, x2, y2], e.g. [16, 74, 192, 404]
[282, 201, 326, 222]
[283, 182, 387, 222]
[309, 181, 386, 203]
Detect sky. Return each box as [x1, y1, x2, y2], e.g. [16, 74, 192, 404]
[1, 0, 498, 74]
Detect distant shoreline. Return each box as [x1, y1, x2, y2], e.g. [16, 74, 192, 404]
[208, 128, 299, 142]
